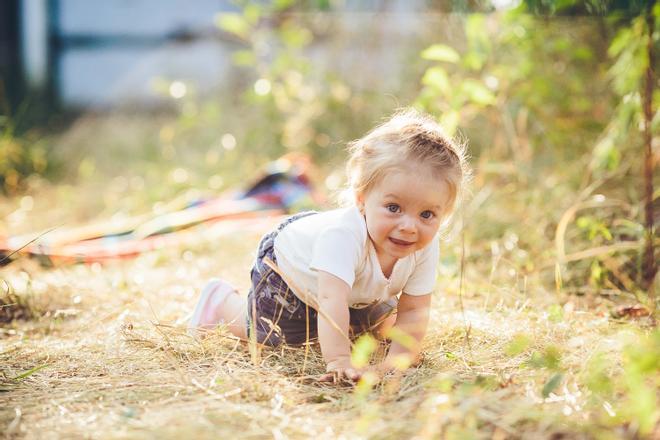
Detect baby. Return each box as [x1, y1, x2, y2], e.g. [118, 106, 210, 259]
[189, 108, 468, 382]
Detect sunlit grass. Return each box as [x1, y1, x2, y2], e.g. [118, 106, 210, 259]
[2, 4, 658, 436]
[1, 167, 657, 438]
[1, 111, 657, 437]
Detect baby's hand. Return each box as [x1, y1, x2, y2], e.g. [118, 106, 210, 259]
[368, 362, 395, 378]
[369, 352, 424, 378]
[319, 357, 362, 384]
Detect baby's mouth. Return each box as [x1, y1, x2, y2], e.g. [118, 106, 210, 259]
[389, 237, 415, 247]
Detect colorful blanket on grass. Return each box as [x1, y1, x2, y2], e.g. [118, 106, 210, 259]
[0, 155, 320, 265]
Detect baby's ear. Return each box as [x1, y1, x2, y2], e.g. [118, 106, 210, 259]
[354, 191, 365, 211]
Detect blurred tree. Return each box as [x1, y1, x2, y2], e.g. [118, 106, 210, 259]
[215, 0, 359, 167]
[0, 117, 48, 193]
[417, 0, 657, 297]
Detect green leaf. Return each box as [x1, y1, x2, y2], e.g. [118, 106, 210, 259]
[462, 52, 485, 71]
[592, 137, 620, 171]
[232, 50, 257, 66]
[461, 79, 496, 106]
[628, 383, 657, 435]
[12, 364, 49, 381]
[505, 334, 532, 356]
[547, 304, 564, 322]
[555, 0, 578, 11]
[474, 375, 499, 391]
[354, 371, 378, 399]
[439, 111, 460, 136]
[386, 327, 417, 350]
[390, 353, 413, 371]
[215, 13, 250, 39]
[421, 67, 450, 94]
[621, 330, 660, 435]
[624, 330, 660, 375]
[351, 334, 378, 369]
[576, 216, 590, 229]
[421, 44, 460, 63]
[573, 46, 593, 61]
[542, 373, 563, 398]
[584, 352, 613, 396]
[430, 374, 455, 393]
[590, 260, 603, 284]
[465, 14, 491, 55]
[608, 28, 632, 58]
[280, 24, 313, 49]
[274, 0, 296, 11]
[527, 346, 562, 370]
[243, 4, 261, 25]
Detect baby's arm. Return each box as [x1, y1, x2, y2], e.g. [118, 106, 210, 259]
[382, 292, 431, 370]
[316, 270, 361, 381]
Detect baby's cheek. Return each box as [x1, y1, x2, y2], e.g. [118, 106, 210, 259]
[418, 225, 437, 243]
[374, 222, 392, 239]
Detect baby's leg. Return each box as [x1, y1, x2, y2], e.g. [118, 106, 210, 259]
[188, 279, 247, 339]
[217, 289, 248, 339]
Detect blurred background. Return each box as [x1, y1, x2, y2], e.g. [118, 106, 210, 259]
[0, 0, 657, 297]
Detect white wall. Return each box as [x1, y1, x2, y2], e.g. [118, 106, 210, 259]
[52, 0, 440, 108]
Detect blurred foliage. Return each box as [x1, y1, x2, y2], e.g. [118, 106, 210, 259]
[521, 0, 651, 16]
[619, 329, 660, 435]
[0, 0, 654, 315]
[414, 4, 659, 430]
[416, 0, 658, 299]
[500, 326, 659, 434]
[582, 329, 660, 436]
[213, 0, 381, 170]
[2, 0, 657, 294]
[0, 114, 49, 194]
[1, 3, 658, 437]
[70, 0, 405, 208]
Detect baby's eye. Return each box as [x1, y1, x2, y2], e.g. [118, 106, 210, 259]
[420, 210, 435, 219]
[386, 203, 400, 213]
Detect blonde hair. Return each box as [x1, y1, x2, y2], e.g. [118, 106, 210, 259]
[345, 108, 469, 217]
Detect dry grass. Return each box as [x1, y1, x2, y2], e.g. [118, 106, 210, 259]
[1, 151, 658, 439]
[1, 219, 655, 439]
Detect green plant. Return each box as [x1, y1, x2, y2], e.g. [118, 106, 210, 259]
[416, 2, 658, 305]
[0, 116, 48, 194]
[0, 278, 37, 323]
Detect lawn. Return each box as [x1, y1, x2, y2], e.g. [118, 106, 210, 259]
[1, 138, 657, 438]
[1, 6, 659, 433]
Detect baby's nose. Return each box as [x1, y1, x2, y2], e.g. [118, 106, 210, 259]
[398, 216, 417, 233]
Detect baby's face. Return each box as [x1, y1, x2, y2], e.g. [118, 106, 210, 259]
[357, 166, 450, 269]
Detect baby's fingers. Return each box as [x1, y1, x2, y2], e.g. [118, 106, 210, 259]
[318, 372, 339, 383]
[343, 368, 362, 381]
[318, 368, 361, 384]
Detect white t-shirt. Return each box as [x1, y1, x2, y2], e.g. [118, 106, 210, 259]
[273, 207, 439, 308]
